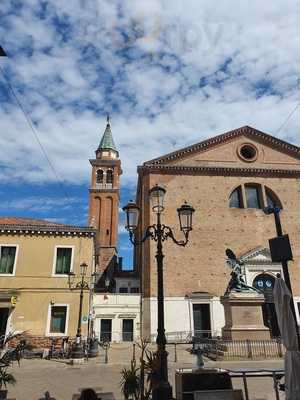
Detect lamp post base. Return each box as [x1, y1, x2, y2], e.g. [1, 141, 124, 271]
[70, 341, 85, 359]
[88, 339, 99, 358]
[152, 381, 173, 400]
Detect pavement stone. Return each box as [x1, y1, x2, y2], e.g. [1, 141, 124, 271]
[7, 343, 285, 400]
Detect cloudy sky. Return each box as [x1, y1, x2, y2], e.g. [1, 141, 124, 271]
[1, 0, 300, 266]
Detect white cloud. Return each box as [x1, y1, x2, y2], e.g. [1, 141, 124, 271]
[0, 196, 81, 212]
[1, 0, 300, 191]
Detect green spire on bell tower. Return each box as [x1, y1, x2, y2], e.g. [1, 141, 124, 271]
[97, 115, 118, 154]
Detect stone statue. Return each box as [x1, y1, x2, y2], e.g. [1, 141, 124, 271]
[225, 249, 261, 295]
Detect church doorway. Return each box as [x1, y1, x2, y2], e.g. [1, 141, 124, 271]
[253, 274, 280, 337]
[192, 303, 211, 338]
[0, 308, 9, 345]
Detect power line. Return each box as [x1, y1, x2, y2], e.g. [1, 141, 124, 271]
[0, 65, 71, 202]
[275, 100, 300, 135]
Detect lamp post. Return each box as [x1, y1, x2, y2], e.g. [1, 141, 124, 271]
[263, 205, 300, 347]
[68, 262, 90, 359]
[123, 185, 195, 400]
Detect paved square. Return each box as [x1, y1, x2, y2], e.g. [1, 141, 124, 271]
[7, 344, 284, 400]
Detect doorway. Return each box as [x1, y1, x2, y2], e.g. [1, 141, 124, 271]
[193, 303, 211, 338]
[100, 319, 112, 342]
[0, 308, 9, 346]
[122, 319, 134, 342]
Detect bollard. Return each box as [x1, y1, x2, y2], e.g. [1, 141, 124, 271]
[104, 341, 110, 364]
[132, 343, 136, 362]
[196, 348, 204, 368]
[174, 343, 178, 363]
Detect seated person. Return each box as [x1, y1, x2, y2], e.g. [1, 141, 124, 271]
[79, 388, 98, 400]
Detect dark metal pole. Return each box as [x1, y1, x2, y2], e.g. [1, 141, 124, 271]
[105, 346, 108, 364]
[273, 210, 300, 348]
[71, 276, 85, 358]
[152, 212, 173, 400]
[77, 275, 84, 339]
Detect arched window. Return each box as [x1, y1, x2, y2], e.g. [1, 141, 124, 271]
[245, 184, 262, 209]
[229, 184, 282, 210]
[229, 186, 242, 208]
[265, 187, 283, 209]
[106, 170, 113, 185]
[96, 169, 104, 184]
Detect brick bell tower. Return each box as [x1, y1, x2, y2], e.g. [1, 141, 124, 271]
[88, 116, 122, 280]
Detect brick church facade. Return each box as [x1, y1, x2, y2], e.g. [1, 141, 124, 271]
[135, 125, 300, 339]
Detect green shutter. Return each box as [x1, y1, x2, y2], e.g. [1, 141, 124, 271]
[55, 248, 72, 274]
[0, 246, 16, 274]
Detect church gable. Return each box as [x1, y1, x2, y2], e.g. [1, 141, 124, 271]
[240, 247, 272, 264]
[144, 126, 300, 171]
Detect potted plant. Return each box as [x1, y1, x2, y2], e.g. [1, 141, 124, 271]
[0, 332, 25, 399]
[120, 360, 140, 400]
[0, 366, 16, 399]
[120, 338, 161, 400]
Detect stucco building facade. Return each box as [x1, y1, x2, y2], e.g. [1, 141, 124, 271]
[0, 217, 95, 347]
[135, 126, 300, 339]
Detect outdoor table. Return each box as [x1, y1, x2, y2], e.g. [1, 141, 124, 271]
[226, 368, 284, 400]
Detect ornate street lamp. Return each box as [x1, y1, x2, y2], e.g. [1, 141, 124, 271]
[123, 200, 140, 232]
[68, 262, 90, 359]
[123, 185, 195, 400]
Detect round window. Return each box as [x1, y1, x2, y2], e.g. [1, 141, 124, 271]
[238, 143, 258, 162]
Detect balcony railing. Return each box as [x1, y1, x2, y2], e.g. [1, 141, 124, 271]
[192, 337, 284, 360]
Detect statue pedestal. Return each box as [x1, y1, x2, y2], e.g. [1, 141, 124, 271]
[221, 292, 271, 340]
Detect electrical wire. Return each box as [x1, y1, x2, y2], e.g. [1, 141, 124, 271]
[275, 100, 300, 136]
[0, 65, 71, 202]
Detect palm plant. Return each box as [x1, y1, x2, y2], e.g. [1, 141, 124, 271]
[0, 332, 26, 399]
[0, 367, 16, 390]
[120, 360, 140, 400]
[144, 351, 161, 393]
[120, 339, 160, 400]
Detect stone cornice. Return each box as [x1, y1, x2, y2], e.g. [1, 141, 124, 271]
[138, 164, 300, 178]
[0, 224, 96, 237]
[144, 126, 300, 165]
[89, 159, 121, 166]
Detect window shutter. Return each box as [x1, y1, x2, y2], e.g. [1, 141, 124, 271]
[56, 248, 72, 274]
[0, 246, 16, 274]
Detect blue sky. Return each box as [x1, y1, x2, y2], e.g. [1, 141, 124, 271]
[1, 0, 300, 267]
